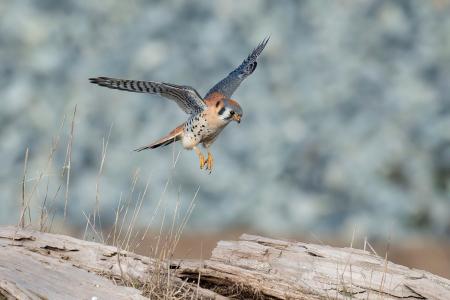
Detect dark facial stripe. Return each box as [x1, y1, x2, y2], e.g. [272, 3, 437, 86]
[218, 107, 226, 115]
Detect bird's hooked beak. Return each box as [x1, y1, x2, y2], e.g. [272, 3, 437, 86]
[232, 114, 242, 124]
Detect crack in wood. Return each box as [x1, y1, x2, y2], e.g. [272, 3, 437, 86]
[404, 284, 427, 299]
[0, 235, 35, 242]
[41, 245, 79, 252]
[255, 241, 293, 251]
[305, 250, 324, 258]
[351, 282, 427, 299]
[178, 271, 279, 300]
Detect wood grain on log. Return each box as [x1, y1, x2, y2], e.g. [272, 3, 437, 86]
[0, 226, 223, 300]
[0, 226, 449, 299]
[175, 234, 450, 299]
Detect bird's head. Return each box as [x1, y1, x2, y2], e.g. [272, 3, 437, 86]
[216, 98, 243, 124]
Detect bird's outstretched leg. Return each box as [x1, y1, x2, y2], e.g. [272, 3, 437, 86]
[206, 149, 214, 172]
[193, 146, 206, 169]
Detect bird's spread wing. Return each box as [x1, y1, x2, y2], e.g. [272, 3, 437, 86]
[89, 77, 207, 114]
[205, 37, 269, 99]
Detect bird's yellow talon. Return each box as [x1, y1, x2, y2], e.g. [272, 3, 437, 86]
[206, 152, 214, 172]
[199, 154, 206, 169]
[194, 146, 206, 170]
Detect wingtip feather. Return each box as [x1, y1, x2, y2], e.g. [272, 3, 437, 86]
[253, 36, 270, 54]
[89, 77, 106, 85]
[261, 36, 270, 48]
[134, 145, 152, 152]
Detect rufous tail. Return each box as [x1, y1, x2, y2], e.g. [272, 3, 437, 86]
[134, 124, 183, 151]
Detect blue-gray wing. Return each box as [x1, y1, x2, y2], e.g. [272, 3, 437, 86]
[205, 37, 269, 98]
[89, 77, 207, 115]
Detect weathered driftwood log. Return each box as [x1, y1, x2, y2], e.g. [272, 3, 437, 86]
[0, 226, 449, 300]
[175, 235, 450, 299]
[0, 226, 224, 300]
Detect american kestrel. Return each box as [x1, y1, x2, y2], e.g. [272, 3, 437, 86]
[90, 37, 269, 172]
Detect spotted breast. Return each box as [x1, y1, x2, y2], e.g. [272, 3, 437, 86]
[182, 113, 210, 149]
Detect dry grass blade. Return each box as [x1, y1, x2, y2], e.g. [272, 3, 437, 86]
[18, 148, 29, 229]
[82, 211, 104, 242]
[63, 105, 77, 219]
[18, 113, 67, 229]
[87, 123, 113, 243]
[39, 182, 62, 232]
[379, 234, 392, 294]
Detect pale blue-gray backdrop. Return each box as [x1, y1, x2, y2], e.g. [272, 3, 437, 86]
[1, 0, 449, 238]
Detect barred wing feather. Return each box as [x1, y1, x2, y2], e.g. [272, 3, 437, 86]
[205, 37, 269, 99]
[89, 77, 207, 115]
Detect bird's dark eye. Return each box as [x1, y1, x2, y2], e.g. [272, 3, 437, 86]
[230, 111, 235, 115]
[218, 107, 226, 115]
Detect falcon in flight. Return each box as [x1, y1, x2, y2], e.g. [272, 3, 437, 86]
[90, 37, 269, 172]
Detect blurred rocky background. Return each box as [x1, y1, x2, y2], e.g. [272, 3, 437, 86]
[1, 0, 449, 272]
